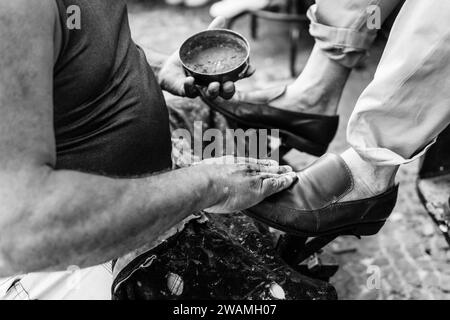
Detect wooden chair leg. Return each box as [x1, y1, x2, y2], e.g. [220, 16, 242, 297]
[288, 0, 301, 77]
[289, 25, 301, 77]
[225, 17, 237, 29]
[250, 14, 258, 39]
[226, 11, 250, 30]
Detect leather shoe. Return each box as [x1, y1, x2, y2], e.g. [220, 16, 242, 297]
[200, 86, 339, 156]
[244, 153, 399, 237]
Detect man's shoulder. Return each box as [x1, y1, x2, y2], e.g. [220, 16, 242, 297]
[0, 0, 56, 12]
[0, 0, 57, 32]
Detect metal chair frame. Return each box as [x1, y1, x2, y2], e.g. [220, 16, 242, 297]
[226, 0, 309, 77]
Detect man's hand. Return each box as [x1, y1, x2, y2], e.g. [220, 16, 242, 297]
[158, 17, 255, 100]
[199, 157, 298, 214]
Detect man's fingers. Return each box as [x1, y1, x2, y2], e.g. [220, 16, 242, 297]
[207, 16, 227, 30]
[214, 157, 291, 174]
[206, 82, 221, 98]
[244, 163, 292, 175]
[184, 77, 198, 98]
[258, 172, 292, 179]
[199, 157, 291, 174]
[220, 81, 235, 100]
[262, 172, 298, 197]
[235, 158, 279, 167]
[259, 165, 292, 174]
[257, 159, 279, 167]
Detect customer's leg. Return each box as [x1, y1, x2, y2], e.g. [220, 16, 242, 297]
[269, 0, 402, 114]
[343, 0, 450, 201]
[239, 1, 450, 238]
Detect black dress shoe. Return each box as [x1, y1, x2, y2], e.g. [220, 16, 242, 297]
[200, 87, 339, 156]
[244, 154, 399, 237]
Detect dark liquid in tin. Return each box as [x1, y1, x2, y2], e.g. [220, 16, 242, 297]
[186, 44, 247, 74]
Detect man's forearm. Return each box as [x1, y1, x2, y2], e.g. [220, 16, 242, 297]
[0, 165, 220, 276]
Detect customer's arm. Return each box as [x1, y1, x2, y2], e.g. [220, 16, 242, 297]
[0, 0, 295, 277]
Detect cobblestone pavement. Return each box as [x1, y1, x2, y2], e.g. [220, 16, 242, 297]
[128, 0, 450, 299]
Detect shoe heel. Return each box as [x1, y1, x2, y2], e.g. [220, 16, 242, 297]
[352, 221, 386, 236]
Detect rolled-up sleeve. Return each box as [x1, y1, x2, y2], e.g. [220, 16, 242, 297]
[308, 3, 378, 67]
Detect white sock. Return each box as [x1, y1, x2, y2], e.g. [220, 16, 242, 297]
[340, 148, 398, 202]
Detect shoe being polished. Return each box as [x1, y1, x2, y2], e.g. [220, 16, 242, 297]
[200, 86, 339, 156]
[244, 154, 399, 237]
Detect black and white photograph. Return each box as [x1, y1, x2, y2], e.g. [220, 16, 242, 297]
[0, 0, 449, 308]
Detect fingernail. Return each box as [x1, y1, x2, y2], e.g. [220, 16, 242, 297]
[280, 165, 293, 173]
[288, 172, 298, 181]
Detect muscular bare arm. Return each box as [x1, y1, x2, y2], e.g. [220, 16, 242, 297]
[0, 0, 295, 277]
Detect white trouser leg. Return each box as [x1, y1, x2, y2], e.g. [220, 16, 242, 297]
[347, 0, 450, 165]
[309, 0, 403, 67]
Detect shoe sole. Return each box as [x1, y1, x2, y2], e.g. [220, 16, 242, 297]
[244, 208, 387, 238]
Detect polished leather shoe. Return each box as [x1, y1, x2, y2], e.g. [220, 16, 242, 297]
[200, 87, 339, 156]
[244, 153, 399, 237]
